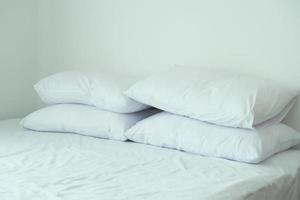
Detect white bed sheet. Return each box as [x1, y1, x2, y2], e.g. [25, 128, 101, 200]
[0, 119, 299, 200]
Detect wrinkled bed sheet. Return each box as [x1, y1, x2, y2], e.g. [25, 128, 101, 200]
[0, 119, 299, 200]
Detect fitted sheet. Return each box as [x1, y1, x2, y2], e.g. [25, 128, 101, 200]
[0, 119, 300, 200]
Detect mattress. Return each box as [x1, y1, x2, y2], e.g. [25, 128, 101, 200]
[0, 119, 300, 200]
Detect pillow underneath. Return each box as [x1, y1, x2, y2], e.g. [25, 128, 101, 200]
[22, 104, 157, 141]
[125, 112, 300, 163]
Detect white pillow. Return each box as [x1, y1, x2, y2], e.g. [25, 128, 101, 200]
[21, 104, 157, 141]
[125, 67, 298, 128]
[125, 112, 300, 163]
[35, 71, 149, 113]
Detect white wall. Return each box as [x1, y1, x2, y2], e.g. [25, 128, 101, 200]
[36, 0, 300, 75]
[0, 0, 37, 119]
[36, 0, 300, 130]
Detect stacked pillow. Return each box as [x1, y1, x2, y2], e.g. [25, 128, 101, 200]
[22, 71, 157, 141]
[34, 71, 149, 113]
[22, 67, 300, 164]
[124, 66, 300, 163]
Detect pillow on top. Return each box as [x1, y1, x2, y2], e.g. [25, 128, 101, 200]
[125, 66, 298, 128]
[125, 112, 300, 163]
[35, 71, 149, 113]
[22, 104, 158, 141]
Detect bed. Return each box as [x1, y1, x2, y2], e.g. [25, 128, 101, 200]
[0, 119, 300, 200]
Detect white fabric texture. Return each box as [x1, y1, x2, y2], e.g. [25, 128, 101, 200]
[21, 104, 157, 141]
[0, 119, 300, 200]
[35, 71, 149, 113]
[126, 112, 300, 163]
[125, 66, 298, 128]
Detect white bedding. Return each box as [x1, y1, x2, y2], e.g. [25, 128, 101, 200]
[0, 119, 300, 200]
